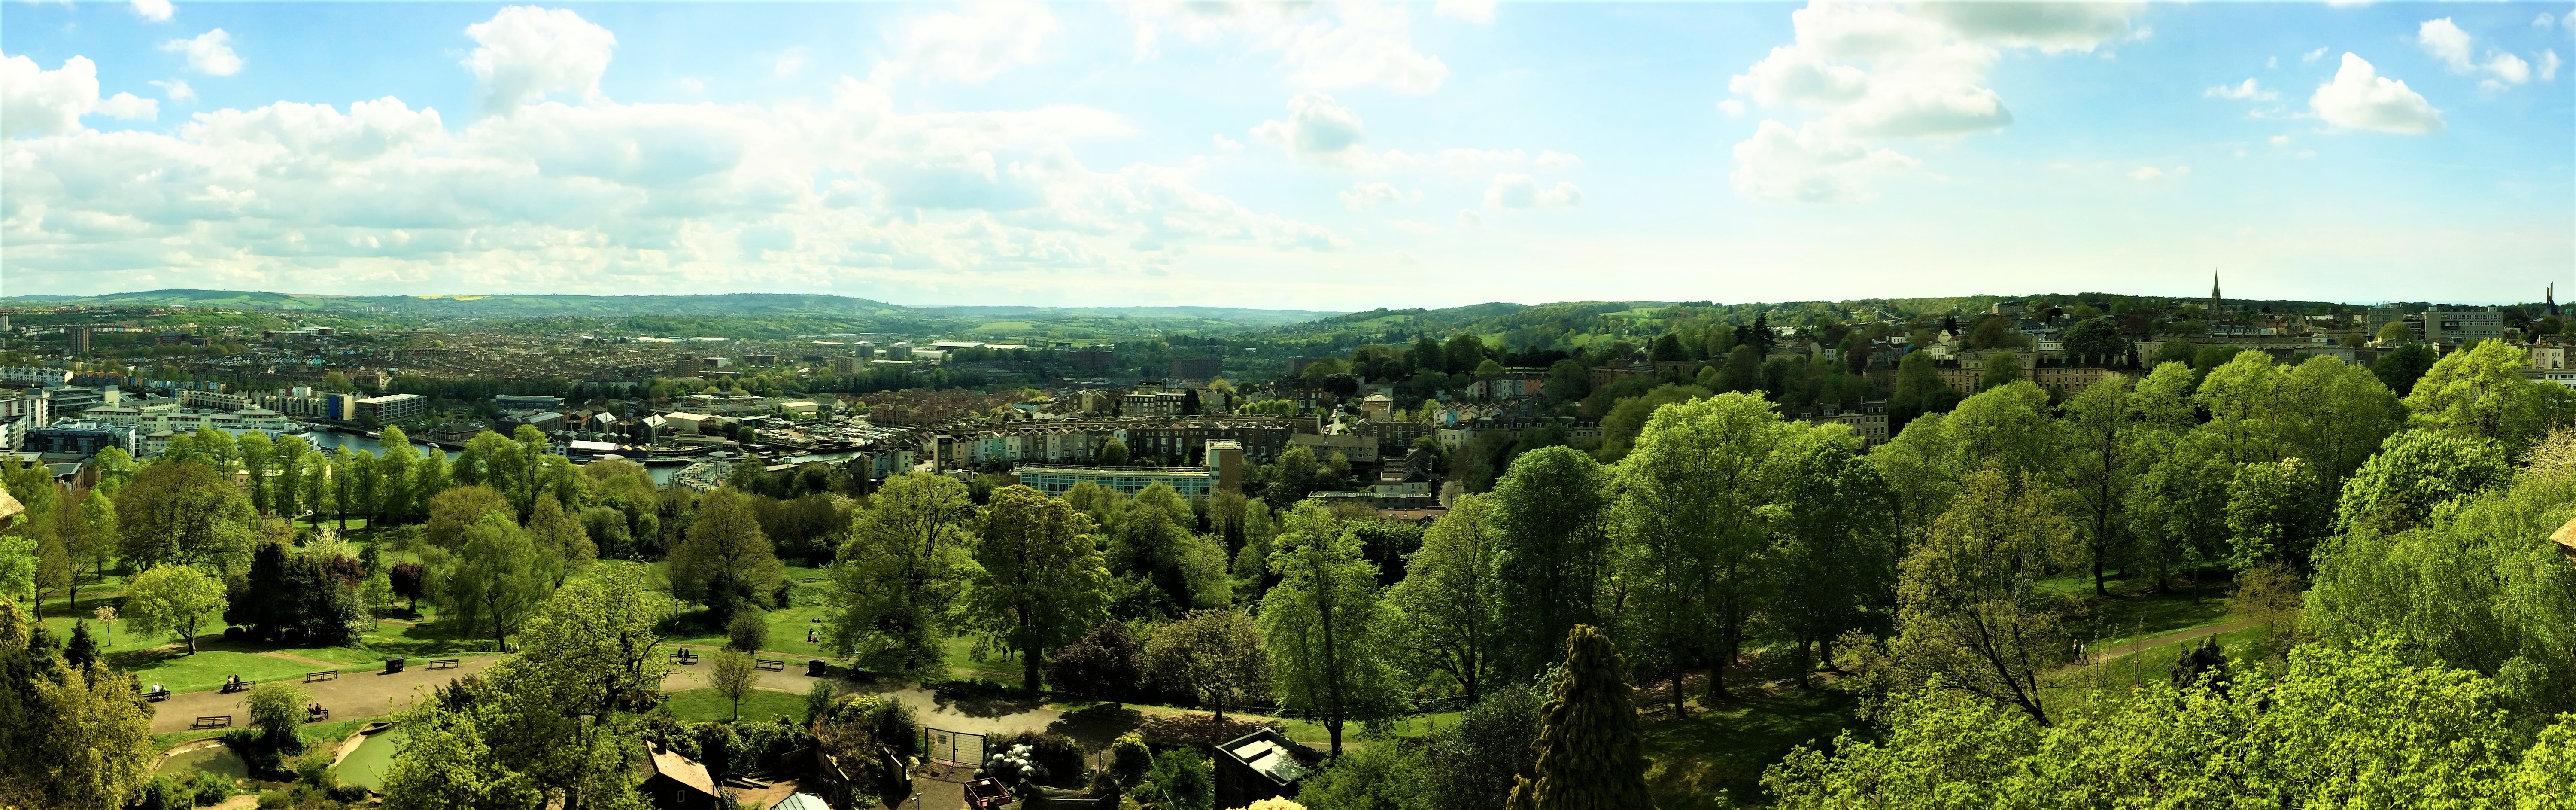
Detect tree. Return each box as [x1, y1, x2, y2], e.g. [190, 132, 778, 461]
[709, 649, 758, 722]
[1421, 684, 1541, 810]
[1260, 501, 1403, 756]
[1765, 427, 1896, 684]
[1613, 393, 1794, 706]
[1099, 437, 1130, 466]
[526, 497, 597, 589]
[2224, 459, 2328, 570]
[1888, 469, 2074, 725]
[115, 461, 255, 574]
[390, 561, 428, 613]
[1144, 609, 1268, 722]
[2405, 338, 2573, 454]
[245, 682, 310, 752]
[2061, 317, 2125, 364]
[962, 486, 1109, 694]
[831, 472, 975, 671]
[0, 602, 157, 810]
[2374, 343, 2437, 397]
[425, 485, 515, 551]
[1387, 494, 1505, 703]
[439, 515, 554, 651]
[1980, 353, 2023, 390]
[122, 564, 228, 654]
[1045, 620, 1145, 703]
[1297, 743, 1427, 810]
[1488, 446, 1612, 681]
[2375, 320, 2414, 344]
[2333, 429, 2510, 535]
[669, 489, 787, 621]
[2058, 378, 2136, 595]
[1504, 625, 1650, 810]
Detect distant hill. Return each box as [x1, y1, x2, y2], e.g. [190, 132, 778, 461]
[1, 289, 1335, 326]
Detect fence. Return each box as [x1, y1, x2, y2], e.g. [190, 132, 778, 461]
[922, 727, 986, 768]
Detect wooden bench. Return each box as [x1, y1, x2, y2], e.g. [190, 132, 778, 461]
[755, 658, 787, 672]
[427, 658, 460, 670]
[220, 679, 256, 694]
[670, 650, 699, 665]
[307, 707, 330, 722]
[145, 687, 170, 702]
[190, 716, 230, 730]
[304, 670, 338, 683]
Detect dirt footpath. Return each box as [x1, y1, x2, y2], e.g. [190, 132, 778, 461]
[148, 656, 503, 734]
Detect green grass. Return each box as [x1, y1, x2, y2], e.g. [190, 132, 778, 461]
[663, 688, 812, 724]
[149, 713, 390, 752]
[112, 649, 351, 695]
[2044, 626, 2274, 713]
[1640, 687, 1866, 809]
[2042, 573, 2240, 649]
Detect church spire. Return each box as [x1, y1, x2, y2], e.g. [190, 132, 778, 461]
[2209, 269, 2221, 314]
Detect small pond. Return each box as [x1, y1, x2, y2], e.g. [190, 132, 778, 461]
[156, 745, 248, 782]
[331, 728, 407, 792]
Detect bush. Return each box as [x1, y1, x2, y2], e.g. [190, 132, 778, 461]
[1108, 733, 1152, 787]
[189, 770, 234, 806]
[245, 682, 311, 754]
[1136, 712, 1284, 747]
[727, 609, 768, 652]
[1142, 748, 1215, 810]
[133, 775, 190, 810]
[1046, 620, 1144, 702]
[986, 731, 1088, 788]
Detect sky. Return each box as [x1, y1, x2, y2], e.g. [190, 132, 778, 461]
[3, 1, 2570, 311]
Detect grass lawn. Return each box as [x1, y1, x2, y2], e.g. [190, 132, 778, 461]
[2048, 575, 2240, 649]
[1640, 686, 1865, 809]
[664, 688, 812, 725]
[941, 634, 1026, 685]
[2043, 626, 2274, 713]
[111, 649, 347, 695]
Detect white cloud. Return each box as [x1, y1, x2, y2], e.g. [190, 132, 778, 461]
[1339, 181, 1420, 211]
[676, 77, 704, 93]
[1482, 174, 1582, 209]
[2541, 50, 2562, 81]
[150, 79, 194, 100]
[462, 6, 617, 113]
[2204, 78, 2277, 100]
[876, 1, 1058, 85]
[1717, 98, 1746, 116]
[2310, 52, 2442, 134]
[1914, 1, 2144, 54]
[1212, 134, 1243, 152]
[1732, 46, 1869, 108]
[2417, 18, 2474, 71]
[1455, 209, 1483, 228]
[3, 55, 102, 138]
[94, 93, 157, 121]
[1433, 0, 1495, 25]
[1252, 91, 1369, 165]
[1730, 119, 1919, 203]
[162, 29, 242, 76]
[130, 0, 173, 23]
[2269, 134, 2291, 146]
[2303, 47, 2329, 64]
[2537, 12, 2557, 32]
[773, 49, 808, 78]
[2266, 56, 2278, 69]
[1126, 0, 1448, 94]
[1534, 150, 1582, 170]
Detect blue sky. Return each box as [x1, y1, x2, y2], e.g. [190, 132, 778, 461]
[4, 1, 2569, 310]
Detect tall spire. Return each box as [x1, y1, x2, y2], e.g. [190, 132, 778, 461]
[2550, 282, 2560, 317]
[2209, 269, 2221, 314]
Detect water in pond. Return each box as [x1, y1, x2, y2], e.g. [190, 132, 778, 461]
[157, 746, 248, 782]
[331, 728, 407, 792]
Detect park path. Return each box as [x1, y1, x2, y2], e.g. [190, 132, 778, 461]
[2054, 619, 2262, 678]
[148, 655, 504, 734]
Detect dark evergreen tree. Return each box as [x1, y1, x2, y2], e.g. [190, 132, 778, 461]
[1505, 625, 1650, 810]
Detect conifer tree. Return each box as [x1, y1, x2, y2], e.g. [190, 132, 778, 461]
[1505, 624, 1650, 810]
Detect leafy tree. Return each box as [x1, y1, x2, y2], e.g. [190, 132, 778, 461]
[1140, 748, 1215, 810]
[122, 564, 228, 654]
[1887, 469, 2073, 725]
[0, 602, 156, 810]
[709, 649, 758, 721]
[2376, 320, 2414, 344]
[962, 485, 1109, 693]
[1144, 609, 1268, 722]
[1045, 620, 1145, 703]
[115, 461, 256, 574]
[831, 472, 975, 670]
[1387, 493, 1505, 703]
[2333, 429, 2510, 535]
[1260, 502, 1403, 756]
[1297, 743, 1428, 810]
[2405, 338, 2574, 453]
[1613, 393, 1793, 706]
[1979, 353, 2023, 390]
[1422, 684, 1542, 810]
[2373, 343, 2437, 396]
[526, 496, 597, 589]
[439, 515, 555, 651]
[1099, 437, 1130, 466]
[726, 609, 766, 652]
[1488, 446, 1612, 681]
[2057, 377, 2137, 595]
[1504, 625, 1650, 810]
[233, 541, 365, 645]
[1716, 345, 1764, 393]
[668, 489, 787, 621]
[2224, 459, 2328, 570]
[245, 681, 310, 752]
[1765, 427, 1896, 684]
[425, 485, 515, 551]
[2060, 317, 2125, 364]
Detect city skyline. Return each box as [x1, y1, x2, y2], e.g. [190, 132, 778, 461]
[5, 1, 2571, 309]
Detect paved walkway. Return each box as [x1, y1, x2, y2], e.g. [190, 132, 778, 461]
[2053, 619, 2262, 679]
[148, 656, 503, 734]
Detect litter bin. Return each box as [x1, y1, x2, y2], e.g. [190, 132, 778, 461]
[385, 658, 405, 674]
[808, 659, 830, 677]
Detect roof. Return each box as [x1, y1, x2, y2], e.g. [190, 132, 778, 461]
[2552, 516, 2576, 561]
[648, 745, 720, 798]
[769, 794, 832, 810]
[1219, 728, 1309, 787]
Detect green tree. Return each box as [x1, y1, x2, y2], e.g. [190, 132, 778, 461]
[1888, 469, 2073, 725]
[709, 649, 758, 722]
[237, 430, 274, 515]
[1504, 625, 1651, 810]
[269, 435, 310, 521]
[2060, 317, 2125, 363]
[1979, 353, 2023, 390]
[1259, 501, 1403, 756]
[1297, 743, 1428, 810]
[962, 485, 1109, 694]
[1488, 446, 1612, 681]
[1422, 684, 1542, 810]
[0, 602, 157, 810]
[830, 472, 975, 671]
[2058, 377, 2137, 595]
[439, 515, 556, 651]
[1613, 392, 1793, 706]
[526, 496, 597, 589]
[2375, 320, 2414, 344]
[1099, 437, 1130, 466]
[115, 461, 256, 574]
[245, 681, 310, 752]
[2333, 429, 2510, 535]
[1143, 609, 1268, 722]
[668, 489, 787, 621]
[2224, 459, 2328, 570]
[425, 485, 515, 551]
[121, 564, 228, 654]
[1387, 493, 1506, 703]
[1765, 427, 1896, 685]
[2405, 338, 2573, 453]
[2374, 343, 2437, 396]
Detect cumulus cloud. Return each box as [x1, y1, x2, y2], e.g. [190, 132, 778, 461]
[1455, 209, 1482, 228]
[2542, 50, 2563, 81]
[2303, 47, 2329, 63]
[3, 55, 103, 138]
[2418, 18, 2474, 71]
[94, 93, 158, 121]
[463, 6, 616, 113]
[151, 79, 194, 100]
[1339, 181, 1420, 211]
[875, 1, 1058, 85]
[2204, 78, 2277, 100]
[1252, 91, 1368, 165]
[1730, 119, 1918, 203]
[1534, 151, 1582, 170]
[1724, 0, 2136, 201]
[162, 29, 242, 76]
[1482, 174, 1582, 209]
[1126, 0, 1448, 94]
[1433, 0, 1495, 24]
[2419, 17, 2549, 89]
[1718, 98, 1746, 116]
[2310, 52, 2442, 134]
[130, 0, 173, 22]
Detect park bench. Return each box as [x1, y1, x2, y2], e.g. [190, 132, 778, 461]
[427, 658, 460, 670]
[145, 686, 170, 702]
[220, 679, 256, 694]
[670, 649, 699, 665]
[754, 658, 787, 672]
[190, 716, 230, 730]
[304, 670, 337, 683]
[307, 706, 330, 722]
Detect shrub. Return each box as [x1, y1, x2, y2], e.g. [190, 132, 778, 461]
[1142, 748, 1215, 810]
[985, 731, 1088, 788]
[1108, 733, 1152, 786]
[727, 609, 768, 652]
[189, 770, 234, 806]
[133, 775, 189, 810]
[1046, 620, 1144, 702]
[1136, 712, 1283, 747]
[245, 682, 311, 754]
